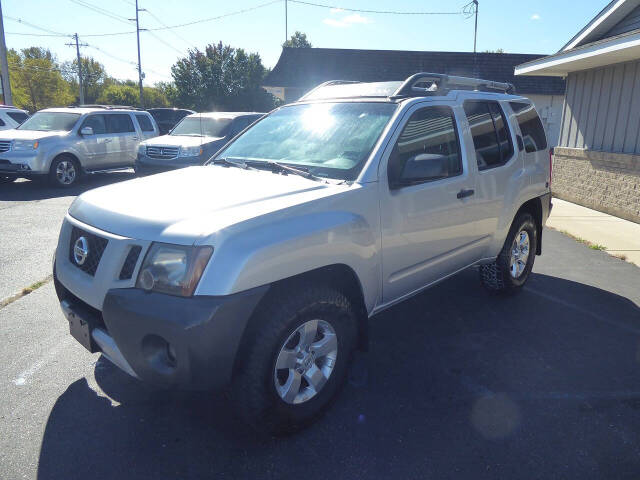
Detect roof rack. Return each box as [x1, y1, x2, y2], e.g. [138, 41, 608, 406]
[390, 73, 515, 98]
[67, 104, 143, 110]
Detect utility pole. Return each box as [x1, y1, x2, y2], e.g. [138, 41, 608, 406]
[66, 33, 87, 105]
[133, 0, 145, 108]
[473, 0, 478, 53]
[285, 0, 288, 44]
[0, 0, 12, 105]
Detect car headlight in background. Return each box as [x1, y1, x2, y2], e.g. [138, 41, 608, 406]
[13, 140, 39, 151]
[136, 243, 213, 297]
[179, 145, 203, 157]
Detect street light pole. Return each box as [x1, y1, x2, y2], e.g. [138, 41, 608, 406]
[0, 0, 12, 105]
[285, 0, 288, 44]
[473, 0, 478, 53]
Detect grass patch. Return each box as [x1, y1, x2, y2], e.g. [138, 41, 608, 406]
[22, 279, 48, 295]
[555, 229, 607, 251]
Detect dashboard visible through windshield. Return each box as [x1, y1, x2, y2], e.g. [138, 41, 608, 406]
[213, 102, 397, 180]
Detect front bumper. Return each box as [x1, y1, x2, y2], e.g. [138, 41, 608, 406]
[0, 150, 49, 175]
[55, 272, 268, 390]
[135, 153, 205, 174]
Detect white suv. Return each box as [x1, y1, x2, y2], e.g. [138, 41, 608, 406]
[0, 106, 158, 187]
[54, 73, 552, 433]
[0, 105, 29, 130]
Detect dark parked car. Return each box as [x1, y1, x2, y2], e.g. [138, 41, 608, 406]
[135, 111, 264, 175]
[147, 108, 195, 135]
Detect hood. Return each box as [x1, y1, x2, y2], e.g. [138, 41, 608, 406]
[0, 129, 66, 141]
[142, 134, 224, 148]
[69, 166, 347, 243]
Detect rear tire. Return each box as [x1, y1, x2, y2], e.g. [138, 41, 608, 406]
[479, 212, 537, 294]
[231, 283, 357, 435]
[49, 155, 80, 188]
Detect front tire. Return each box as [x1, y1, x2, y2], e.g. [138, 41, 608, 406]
[49, 155, 80, 188]
[479, 212, 537, 294]
[232, 283, 357, 434]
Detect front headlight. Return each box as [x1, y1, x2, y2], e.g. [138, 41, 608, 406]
[136, 243, 213, 297]
[179, 145, 203, 157]
[13, 140, 39, 151]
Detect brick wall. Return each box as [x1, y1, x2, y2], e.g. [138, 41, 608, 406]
[552, 147, 640, 223]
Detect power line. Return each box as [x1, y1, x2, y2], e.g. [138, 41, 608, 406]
[5, 16, 71, 37]
[143, 29, 186, 56]
[144, 0, 282, 31]
[69, 0, 132, 26]
[6, 31, 71, 37]
[142, 5, 196, 50]
[287, 0, 464, 15]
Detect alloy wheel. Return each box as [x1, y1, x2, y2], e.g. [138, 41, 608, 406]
[509, 230, 530, 278]
[274, 319, 338, 405]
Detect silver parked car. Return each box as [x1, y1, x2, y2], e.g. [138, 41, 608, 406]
[135, 112, 264, 175]
[0, 106, 158, 187]
[54, 73, 552, 433]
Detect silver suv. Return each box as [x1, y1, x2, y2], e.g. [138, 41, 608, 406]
[53, 73, 552, 433]
[0, 106, 158, 187]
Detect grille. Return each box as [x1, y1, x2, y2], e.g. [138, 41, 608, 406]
[68, 227, 108, 276]
[119, 245, 142, 280]
[146, 145, 179, 159]
[0, 141, 11, 153]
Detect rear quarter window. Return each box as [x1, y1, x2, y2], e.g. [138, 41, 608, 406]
[136, 114, 155, 132]
[509, 101, 547, 152]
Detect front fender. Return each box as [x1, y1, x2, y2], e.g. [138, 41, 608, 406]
[195, 210, 380, 312]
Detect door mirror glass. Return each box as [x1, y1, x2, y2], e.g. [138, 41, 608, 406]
[80, 126, 94, 136]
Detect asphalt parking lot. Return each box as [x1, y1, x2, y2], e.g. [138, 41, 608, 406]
[1, 176, 640, 479]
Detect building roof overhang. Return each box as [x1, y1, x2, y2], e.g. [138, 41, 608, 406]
[515, 29, 640, 77]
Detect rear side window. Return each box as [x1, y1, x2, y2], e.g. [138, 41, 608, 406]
[510, 101, 547, 152]
[106, 114, 135, 133]
[82, 114, 106, 134]
[463, 100, 514, 170]
[388, 105, 462, 185]
[7, 112, 28, 124]
[136, 114, 155, 132]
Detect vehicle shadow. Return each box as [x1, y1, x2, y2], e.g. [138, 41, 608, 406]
[36, 270, 640, 480]
[0, 172, 135, 202]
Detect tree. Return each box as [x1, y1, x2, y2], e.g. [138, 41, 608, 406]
[171, 42, 277, 112]
[96, 84, 139, 106]
[9, 47, 73, 111]
[62, 56, 113, 104]
[283, 31, 312, 48]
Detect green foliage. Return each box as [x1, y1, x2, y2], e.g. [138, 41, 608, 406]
[171, 41, 277, 112]
[62, 56, 113, 104]
[96, 84, 139, 106]
[283, 31, 312, 48]
[8, 47, 73, 111]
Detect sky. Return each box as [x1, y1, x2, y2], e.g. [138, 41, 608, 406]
[3, 0, 610, 86]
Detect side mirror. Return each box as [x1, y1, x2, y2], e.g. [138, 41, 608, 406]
[80, 126, 94, 136]
[390, 153, 450, 188]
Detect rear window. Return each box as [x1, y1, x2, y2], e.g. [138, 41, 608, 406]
[136, 114, 155, 132]
[463, 100, 514, 171]
[106, 114, 135, 133]
[510, 101, 547, 152]
[7, 111, 28, 124]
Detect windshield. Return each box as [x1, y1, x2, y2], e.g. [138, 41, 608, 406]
[214, 102, 397, 180]
[17, 112, 80, 132]
[171, 116, 232, 137]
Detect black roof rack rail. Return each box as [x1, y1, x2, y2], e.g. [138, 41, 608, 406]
[299, 80, 361, 101]
[390, 73, 515, 99]
[67, 104, 143, 110]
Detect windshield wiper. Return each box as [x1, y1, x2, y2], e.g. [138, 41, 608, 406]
[266, 160, 323, 182]
[210, 157, 252, 169]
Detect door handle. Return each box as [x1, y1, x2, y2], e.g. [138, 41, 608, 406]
[103, 138, 112, 143]
[133, 136, 139, 140]
[456, 188, 475, 199]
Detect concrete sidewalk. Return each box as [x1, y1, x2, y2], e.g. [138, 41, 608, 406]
[546, 198, 640, 267]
